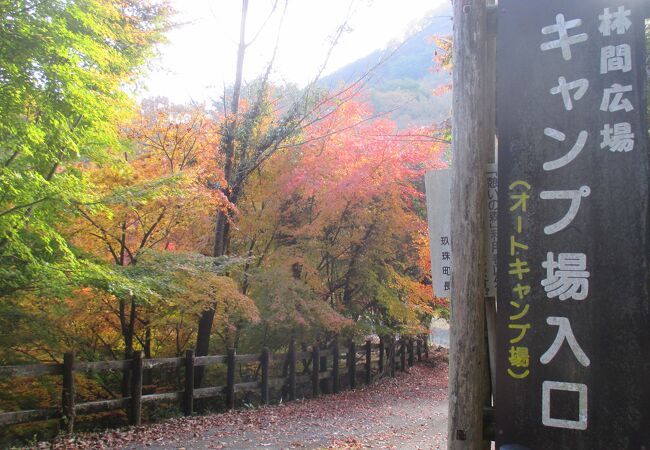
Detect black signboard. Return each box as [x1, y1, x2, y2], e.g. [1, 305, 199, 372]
[496, 1, 650, 449]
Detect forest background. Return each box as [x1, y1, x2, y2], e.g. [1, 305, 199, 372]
[0, 0, 453, 439]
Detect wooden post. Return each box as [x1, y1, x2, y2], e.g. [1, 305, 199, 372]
[61, 352, 75, 434]
[449, 0, 490, 447]
[129, 350, 143, 426]
[320, 350, 329, 394]
[400, 339, 407, 372]
[311, 345, 319, 397]
[379, 338, 385, 374]
[332, 338, 340, 394]
[281, 345, 289, 400]
[121, 349, 133, 398]
[226, 348, 236, 410]
[408, 338, 414, 367]
[183, 349, 195, 416]
[288, 339, 296, 400]
[365, 340, 372, 384]
[348, 340, 356, 389]
[417, 338, 422, 362]
[261, 347, 270, 405]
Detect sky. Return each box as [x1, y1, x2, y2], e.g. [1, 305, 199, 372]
[138, 0, 449, 103]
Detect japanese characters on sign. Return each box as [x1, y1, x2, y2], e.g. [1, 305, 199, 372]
[485, 166, 498, 297]
[496, 1, 650, 448]
[506, 179, 532, 381]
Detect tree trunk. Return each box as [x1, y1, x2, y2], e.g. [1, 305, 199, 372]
[211, 210, 230, 258]
[195, 0, 249, 387]
[120, 298, 137, 396]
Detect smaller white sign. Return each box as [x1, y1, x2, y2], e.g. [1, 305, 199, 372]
[425, 169, 452, 298]
[424, 165, 498, 298]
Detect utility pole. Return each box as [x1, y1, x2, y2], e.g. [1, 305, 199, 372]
[448, 0, 491, 448]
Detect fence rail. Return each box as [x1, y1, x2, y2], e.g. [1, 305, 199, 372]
[0, 336, 430, 433]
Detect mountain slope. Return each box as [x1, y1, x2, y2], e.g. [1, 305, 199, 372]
[322, 6, 453, 128]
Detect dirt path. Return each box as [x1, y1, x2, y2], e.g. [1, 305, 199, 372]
[44, 359, 449, 450]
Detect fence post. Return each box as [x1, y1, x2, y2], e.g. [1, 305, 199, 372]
[288, 339, 296, 401]
[364, 340, 371, 384]
[348, 340, 356, 389]
[129, 350, 143, 426]
[226, 348, 236, 410]
[61, 352, 75, 434]
[417, 338, 422, 362]
[261, 347, 270, 405]
[379, 338, 385, 374]
[332, 338, 340, 394]
[311, 344, 320, 397]
[408, 338, 414, 367]
[122, 349, 133, 398]
[320, 349, 329, 394]
[400, 339, 407, 372]
[183, 349, 194, 416]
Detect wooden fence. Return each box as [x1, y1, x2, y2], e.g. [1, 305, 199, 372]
[0, 336, 430, 433]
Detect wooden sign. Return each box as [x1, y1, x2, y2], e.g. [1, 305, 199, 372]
[496, 0, 650, 448]
[425, 166, 497, 298]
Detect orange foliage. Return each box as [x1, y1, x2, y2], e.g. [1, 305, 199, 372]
[71, 98, 224, 264]
[232, 100, 447, 336]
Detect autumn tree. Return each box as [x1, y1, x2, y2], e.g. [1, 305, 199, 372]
[281, 101, 447, 333]
[68, 99, 229, 364]
[195, 0, 372, 363]
[228, 100, 448, 352]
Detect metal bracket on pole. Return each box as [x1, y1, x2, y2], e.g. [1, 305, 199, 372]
[483, 406, 495, 441]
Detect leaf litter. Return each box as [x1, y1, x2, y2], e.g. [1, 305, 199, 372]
[38, 351, 449, 450]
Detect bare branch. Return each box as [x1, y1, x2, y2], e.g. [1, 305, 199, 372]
[245, 0, 280, 47]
